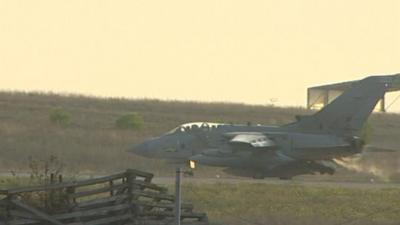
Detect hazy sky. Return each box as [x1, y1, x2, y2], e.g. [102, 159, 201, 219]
[0, 0, 399, 108]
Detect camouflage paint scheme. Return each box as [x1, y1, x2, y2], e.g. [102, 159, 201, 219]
[130, 74, 399, 179]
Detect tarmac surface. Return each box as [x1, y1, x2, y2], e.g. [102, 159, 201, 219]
[152, 176, 400, 190]
[2, 171, 400, 190]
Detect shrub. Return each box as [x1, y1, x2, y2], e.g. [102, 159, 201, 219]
[49, 108, 71, 127]
[28, 155, 67, 211]
[115, 112, 144, 130]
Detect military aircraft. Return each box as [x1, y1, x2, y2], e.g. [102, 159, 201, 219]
[130, 74, 400, 179]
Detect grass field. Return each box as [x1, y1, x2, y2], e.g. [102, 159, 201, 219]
[0, 91, 400, 180]
[2, 176, 399, 225]
[180, 183, 400, 225]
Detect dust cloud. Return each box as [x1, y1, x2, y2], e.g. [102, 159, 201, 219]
[334, 153, 400, 181]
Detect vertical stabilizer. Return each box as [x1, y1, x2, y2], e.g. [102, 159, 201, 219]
[290, 74, 400, 136]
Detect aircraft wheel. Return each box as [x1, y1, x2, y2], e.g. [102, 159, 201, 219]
[327, 168, 335, 175]
[320, 167, 335, 175]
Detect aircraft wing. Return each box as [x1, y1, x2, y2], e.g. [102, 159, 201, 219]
[226, 132, 277, 148]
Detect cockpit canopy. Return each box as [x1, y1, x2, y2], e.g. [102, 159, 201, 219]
[166, 122, 226, 134]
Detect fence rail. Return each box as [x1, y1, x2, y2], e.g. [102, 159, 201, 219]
[0, 169, 208, 225]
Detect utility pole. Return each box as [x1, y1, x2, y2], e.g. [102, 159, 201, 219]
[175, 167, 182, 225]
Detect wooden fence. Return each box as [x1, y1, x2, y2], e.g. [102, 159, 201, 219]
[0, 169, 208, 225]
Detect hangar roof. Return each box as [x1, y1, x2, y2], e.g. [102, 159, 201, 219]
[309, 74, 400, 92]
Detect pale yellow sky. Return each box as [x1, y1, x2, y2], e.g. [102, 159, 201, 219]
[0, 0, 399, 108]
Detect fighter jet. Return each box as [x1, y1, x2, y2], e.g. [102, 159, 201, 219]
[130, 74, 400, 179]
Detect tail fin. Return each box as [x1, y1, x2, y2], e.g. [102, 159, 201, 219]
[289, 74, 400, 136]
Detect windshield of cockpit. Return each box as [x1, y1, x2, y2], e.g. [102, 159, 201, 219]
[166, 122, 225, 134]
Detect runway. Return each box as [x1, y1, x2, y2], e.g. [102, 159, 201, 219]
[152, 176, 400, 190]
[2, 171, 399, 190]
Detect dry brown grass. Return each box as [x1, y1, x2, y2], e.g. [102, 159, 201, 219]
[0, 91, 399, 178]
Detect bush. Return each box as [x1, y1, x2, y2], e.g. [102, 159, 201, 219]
[49, 108, 71, 127]
[115, 112, 144, 130]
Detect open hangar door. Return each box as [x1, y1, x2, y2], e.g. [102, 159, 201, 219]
[307, 77, 400, 112]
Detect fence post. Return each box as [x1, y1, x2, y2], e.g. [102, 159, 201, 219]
[175, 168, 182, 225]
[109, 181, 114, 196]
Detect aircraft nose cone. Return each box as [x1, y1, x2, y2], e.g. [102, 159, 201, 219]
[130, 141, 151, 157]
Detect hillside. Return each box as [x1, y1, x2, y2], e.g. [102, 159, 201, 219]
[0, 91, 400, 179]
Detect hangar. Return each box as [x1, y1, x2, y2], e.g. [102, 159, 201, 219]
[307, 75, 400, 112]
